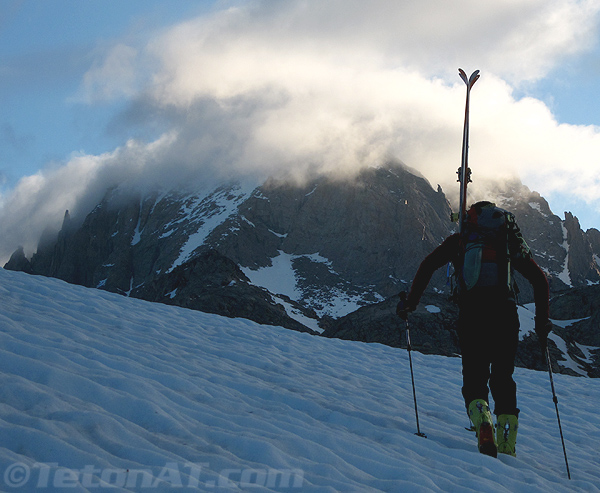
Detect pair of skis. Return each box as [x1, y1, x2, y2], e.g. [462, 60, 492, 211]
[454, 69, 571, 478]
[409, 69, 478, 443]
[456, 68, 480, 236]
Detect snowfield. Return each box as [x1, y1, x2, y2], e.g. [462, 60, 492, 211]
[0, 268, 598, 492]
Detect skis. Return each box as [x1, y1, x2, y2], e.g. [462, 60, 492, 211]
[456, 69, 480, 235]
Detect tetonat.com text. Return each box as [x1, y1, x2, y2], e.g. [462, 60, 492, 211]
[3, 461, 304, 489]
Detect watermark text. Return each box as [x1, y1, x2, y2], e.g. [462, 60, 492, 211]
[3, 462, 304, 489]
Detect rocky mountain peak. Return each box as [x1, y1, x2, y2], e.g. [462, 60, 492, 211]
[4, 246, 33, 274]
[563, 212, 600, 286]
[4, 163, 600, 375]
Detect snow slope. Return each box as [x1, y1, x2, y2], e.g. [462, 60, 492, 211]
[0, 268, 598, 492]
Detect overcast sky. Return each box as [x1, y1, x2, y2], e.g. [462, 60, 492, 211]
[1, 0, 600, 262]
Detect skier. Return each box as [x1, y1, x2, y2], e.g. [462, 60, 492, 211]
[397, 201, 552, 458]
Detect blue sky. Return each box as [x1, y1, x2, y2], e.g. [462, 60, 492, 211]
[1, 0, 600, 261]
[519, 49, 600, 128]
[0, 0, 216, 183]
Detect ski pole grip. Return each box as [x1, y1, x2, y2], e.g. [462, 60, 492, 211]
[396, 291, 411, 321]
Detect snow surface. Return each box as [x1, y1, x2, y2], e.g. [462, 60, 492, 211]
[0, 268, 598, 491]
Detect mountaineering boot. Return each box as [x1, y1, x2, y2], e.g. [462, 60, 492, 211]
[496, 414, 518, 457]
[468, 399, 497, 458]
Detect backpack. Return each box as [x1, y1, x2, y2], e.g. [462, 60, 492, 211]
[458, 201, 526, 293]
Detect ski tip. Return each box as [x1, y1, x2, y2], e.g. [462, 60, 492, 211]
[458, 68, 480, 88]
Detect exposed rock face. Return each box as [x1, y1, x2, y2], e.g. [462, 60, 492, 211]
[563, 212, 600, 286]
[8, 186, 316, 333]
[133, 249, 317, 334]
[216, 166, 455, 304]
[8, 163, 457, 320]
[549, 285, 600, 376]
[483, 181, 569, 297]
[4, 246, 33, 274]
[322, 293, 461, 357]
[4, 162, 600, 375]
[588, 228, 600, 256]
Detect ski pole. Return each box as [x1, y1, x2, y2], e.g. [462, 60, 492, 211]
[544, 344, 571, 479]
[457, 68, 480, 235]
[405, 316, 427, 438]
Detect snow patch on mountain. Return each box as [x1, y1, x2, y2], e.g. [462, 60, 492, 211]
[558, 223, 572, 286]
[131, 198, 144, 245]
[241, 251, 381, 318]
[168, 184, 255, 272]
[425, 305, 441, 314]
[520, 304, 597, 376]
[241, 251, 302, 301]
[549, 333, 588, 377]
[552, 317, 592, 329]
[574, 343, 597, 366]
[518, 304, 536, 340]
[270, 294, 323, 334]
[308, 288, 376, 318]
[528, 201, 548, 217]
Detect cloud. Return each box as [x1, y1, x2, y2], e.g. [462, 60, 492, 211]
[145, 0, 599, 92]
[75, 43, 140, 103]
[1, 0, 600, 262]
[0, 153, 105, 262]
[0, 134, 180, 261]
[136, 0, 600, 188]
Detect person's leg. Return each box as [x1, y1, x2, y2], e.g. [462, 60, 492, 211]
[489, 301, 520, 417]
[460, 346, 491, 409]
[458, 306, 493, 411]
[458, 301, 498, 457]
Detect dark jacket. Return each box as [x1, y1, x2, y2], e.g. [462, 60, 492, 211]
[406, 232, 549, 322]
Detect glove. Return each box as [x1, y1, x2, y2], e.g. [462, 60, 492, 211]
[535, 317, 552, 349]
[396, 292, 415, 320]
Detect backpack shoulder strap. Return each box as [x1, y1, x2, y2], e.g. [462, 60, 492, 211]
[505, 212, 532, 261]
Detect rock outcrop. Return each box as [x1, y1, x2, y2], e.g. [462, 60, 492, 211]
[4, 163, 600, 375]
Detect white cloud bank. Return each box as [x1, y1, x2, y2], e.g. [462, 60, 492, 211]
[1, 0, 600, 262]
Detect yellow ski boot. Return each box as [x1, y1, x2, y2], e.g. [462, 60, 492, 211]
[468, 399, 497, 458]
[496, 414, 518, 457]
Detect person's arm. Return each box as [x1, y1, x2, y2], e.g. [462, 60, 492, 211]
[405, 234, 458, 309]
[514, 256, 551, 344]
[507, 215, 552, 344]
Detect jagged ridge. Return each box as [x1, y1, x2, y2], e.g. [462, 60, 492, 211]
[5, 162, 600, 375]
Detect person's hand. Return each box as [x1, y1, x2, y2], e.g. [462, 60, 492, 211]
[535, 317, 552, 349]
[396, 292, 415, 320]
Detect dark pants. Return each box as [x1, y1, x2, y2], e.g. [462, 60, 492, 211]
[458, 291, 520, 417]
